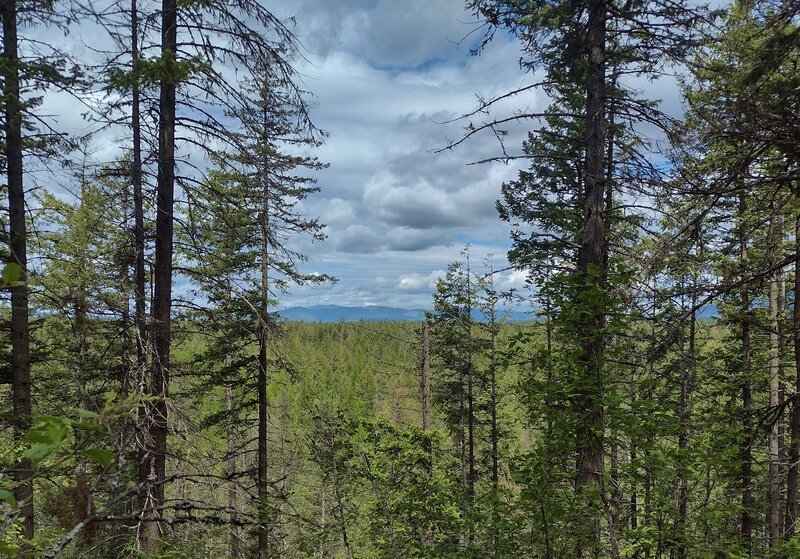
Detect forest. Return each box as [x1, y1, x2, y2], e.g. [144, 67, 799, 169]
[2, 0, 800, 557]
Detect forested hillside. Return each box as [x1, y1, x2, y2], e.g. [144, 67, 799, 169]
[2, 0, 800, 558]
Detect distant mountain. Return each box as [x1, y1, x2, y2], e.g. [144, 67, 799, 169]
[277, 305, 533, 323]
[278, 305, 424, 322]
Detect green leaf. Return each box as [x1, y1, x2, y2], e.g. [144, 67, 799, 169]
[23, 416, 70, 446]
[72, 420, 102, 432]
[81, 448, 114, 469]
[0, 539, 21, 558]
[0, 489, 16, 506]
[0, 263, 23, 289]
[23, 443, 57, 462]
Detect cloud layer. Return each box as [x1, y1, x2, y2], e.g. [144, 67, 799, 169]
[271, 1, 545, 308]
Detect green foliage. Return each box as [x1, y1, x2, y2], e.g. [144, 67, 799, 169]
[0, 264, 22, 289]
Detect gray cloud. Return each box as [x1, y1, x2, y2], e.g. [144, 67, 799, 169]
[281, 0, 479, 69]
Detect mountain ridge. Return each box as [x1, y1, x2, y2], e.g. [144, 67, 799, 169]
[277, 304, 532, 323]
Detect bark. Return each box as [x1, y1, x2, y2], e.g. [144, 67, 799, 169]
[131, 0, 151, 520]
[131, 0, 146, 385]
[131, 0, 155, 530]
[139, 0, 177, 549]
[630, 443, 638, 532]
[2, 0, 34, 550]
[226, 384, 240, 558]
[779, 265, 786, 534]
[574, 0, 607, 555]
[489, 304, 499, 491]
[739, 195, 754, 550]
[258, 94, 271, 559]
[740, 300, 754, 547]
[676, 287, 696, 559]
[465, 254, 475, 499]
[610, 440, 621, 559]
[421, 321, 431, 432]
[606, 71, 619, 559]
[769, 213, 784, 546]
[786, 208, 800, 538]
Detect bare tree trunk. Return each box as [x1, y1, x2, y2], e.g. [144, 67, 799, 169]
[131, 0, 146, 370]
[277, 389, 289, 559]
[741, 293, 754, 546]
[2, 0, 34, 551]
[610, 440, 621, 559]
[140, 0, 177, 549]
[489, 304, 498, 491]
[465, 252, 475, 501]
[258, 96, 271, 559]
[738, 195, 754, 551]
[630, 442, 638, 533]
[779, 264, 787, 535]
[421, 321, 431, 432]
[131, 0, 148, 418]
[130, 0, 152, 525]
[575, 0, 607, 555]
[676, 285, 696, 559]
[226, 383, 240, 558]
[786, 208, 800, 538]
[459, 364, 467, 488]
[769, 214, 784, 547]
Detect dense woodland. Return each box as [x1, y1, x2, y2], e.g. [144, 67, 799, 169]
[2, 0, 800, 557]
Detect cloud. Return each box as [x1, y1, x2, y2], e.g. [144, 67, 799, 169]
[281, 0, 479, 69]
[331, 224, 383, 254]
[32, 0, 541, 309]
[397, 270, 446, 291]
[385, 228, 452, 252]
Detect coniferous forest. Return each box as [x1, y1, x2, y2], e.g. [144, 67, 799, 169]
[2, 0, 800, 557]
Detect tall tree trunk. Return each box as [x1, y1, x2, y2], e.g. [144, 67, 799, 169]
[131, 0, 147, 386]
[226, 383, 240, 558]
[489, 303, 499, 491]
[258, 94, 271, 559]
[465, 252, 475, 500]
[739, 195, 754, 551]
[131, 0, 146, 386]
[779, 263, 786, 534]
[769, 213, 784, 546]
[610, 440, 621, 559]
[786, 207, 800, 538]
[575, 0, 607, 555]
[140, 0, 177, 549]
[741, 297, 754, 547]
[421, 321, 431, 432]
[676, 283, 696, 559]
[2, 0, 34, 550]
[131, 0, 151, 521]
[131, 0, 155, 530]
[630, 442, 638, 533]
[605, 71, 619, 559]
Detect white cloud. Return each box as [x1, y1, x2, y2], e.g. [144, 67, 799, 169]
[397, 270, 446, 291]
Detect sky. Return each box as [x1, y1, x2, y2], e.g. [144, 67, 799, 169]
[31, 0, 681, 311]
[262, 0, 541, 309]
[25, 0, 537, 311]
